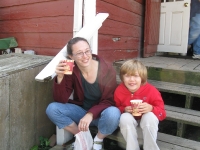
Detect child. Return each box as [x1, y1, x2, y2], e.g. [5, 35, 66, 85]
[114, 60, 166, 150]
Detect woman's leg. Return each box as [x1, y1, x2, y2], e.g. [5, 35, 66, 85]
[91, 106, 120, 149]
[119, 113, 140, 150]
[140, 112, 159, 150]
[94, 106, 120, 135]
[46, 102, 87, 134]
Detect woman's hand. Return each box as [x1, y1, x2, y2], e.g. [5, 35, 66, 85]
[124, 106, 133, 113]
[78, 112, 93, 132]
[55, 60, 68, 84]
[138, 102, 153, 114]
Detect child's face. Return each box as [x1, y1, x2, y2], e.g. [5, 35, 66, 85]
[123, 72, 142, 93]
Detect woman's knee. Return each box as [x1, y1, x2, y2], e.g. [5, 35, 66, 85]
[46, 102, 58, 116]
[102, 106, 121, 121]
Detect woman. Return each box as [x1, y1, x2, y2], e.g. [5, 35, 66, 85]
[46, 37, 120, 150]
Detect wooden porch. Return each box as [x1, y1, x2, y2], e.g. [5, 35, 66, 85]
[51, 55, 200, 150]
[115, 55, 200, 86]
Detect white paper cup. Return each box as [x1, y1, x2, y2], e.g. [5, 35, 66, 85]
[64, 60, 74, 75]
[130, 99, 143, 116]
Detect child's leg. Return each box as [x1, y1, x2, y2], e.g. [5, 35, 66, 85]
[119, 113, 140, 150]
[140, 112, 159, 150]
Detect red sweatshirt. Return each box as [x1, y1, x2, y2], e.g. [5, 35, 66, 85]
[53, 54, 117, 119]
[114, 82, 166, 121]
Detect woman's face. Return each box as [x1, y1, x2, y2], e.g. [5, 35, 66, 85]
[123, 71, 142, 93]
[69, 40, 92, 68]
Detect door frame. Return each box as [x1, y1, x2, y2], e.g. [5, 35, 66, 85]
[143, 0, 161, 57]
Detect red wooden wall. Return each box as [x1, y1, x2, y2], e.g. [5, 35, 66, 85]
[0, 0, 74, 56]
[0, 0, 145, 63]
[97, 0, 144, 62]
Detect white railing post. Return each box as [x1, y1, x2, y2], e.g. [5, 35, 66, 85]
[84, 0, 98, 54]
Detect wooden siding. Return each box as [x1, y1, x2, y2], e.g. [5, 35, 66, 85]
[97, 0, 144, 63]
[0, 0, 74, 56]
[0, 0, 145, 63]
[143, 0, 161, 57]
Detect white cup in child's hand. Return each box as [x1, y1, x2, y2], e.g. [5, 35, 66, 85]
[130, 99, 143, 116]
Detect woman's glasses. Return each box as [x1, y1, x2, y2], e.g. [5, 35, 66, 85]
[73, 50, 92, 58]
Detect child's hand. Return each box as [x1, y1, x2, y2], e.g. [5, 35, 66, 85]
[124, 106, 133, 113]
[138, 102, 153, 114]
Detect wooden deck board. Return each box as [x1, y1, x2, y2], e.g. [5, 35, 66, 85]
[89, 127, 200, 150]
[165, 105, 200, 117]
[148, 79, 200, 97]
[166, 110, 200, 127]
[114, 56, 200, 86]
[157, 141, 193, 150]
[158, 132, 200, 150]
[114, 56, 200, 73]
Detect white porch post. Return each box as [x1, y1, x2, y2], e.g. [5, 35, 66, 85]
[84, 0, 98, 54]
[73, 0, 83, 37]
[56, 0, 84, 145]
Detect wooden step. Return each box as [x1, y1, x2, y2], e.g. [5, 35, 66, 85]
[165, 105, 200, 127]
[113, 57, 200, 86]
[116, 75, 200, 97]
[50, 124, 200, 150]
[157, 132, 200, 150]
[148, 79, 200, 98]
[89, 126, 200, 150]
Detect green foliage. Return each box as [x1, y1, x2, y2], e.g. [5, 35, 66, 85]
[30, 136, 51, 150]
[30, 145, 38, 150]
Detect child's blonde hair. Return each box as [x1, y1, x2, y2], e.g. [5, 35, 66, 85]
[120, 59, 147, 85]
